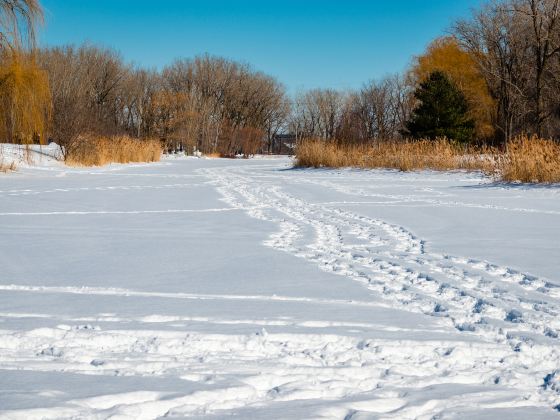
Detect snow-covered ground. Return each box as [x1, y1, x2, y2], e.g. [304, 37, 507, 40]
[0, 156, 559, 419]
[0, 143, 64, 171]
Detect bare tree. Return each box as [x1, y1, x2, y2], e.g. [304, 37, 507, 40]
[159, 55, 289, 155]
[291, 89, 346, 141]
[299, 76, 412, 144]
[38, 45, 130, 155]
[37, 45, 290, 156]
[355, 75, 412, 141]
[455, 0, 560, 141]
[37, 46, 90, 155]
[513, 0, 560, 136]
[117, 68, 160, 139]
[455, 1, 531, 143]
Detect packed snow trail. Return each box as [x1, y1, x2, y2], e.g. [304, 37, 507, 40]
[204, 164, 560, 340]
[0, 157, 559, 419]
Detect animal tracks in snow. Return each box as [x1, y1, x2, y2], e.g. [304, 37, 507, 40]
[202, 163, 560, 412]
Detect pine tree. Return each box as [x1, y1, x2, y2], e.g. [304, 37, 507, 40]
[405, 71, 475, 143]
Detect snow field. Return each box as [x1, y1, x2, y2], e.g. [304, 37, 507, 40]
[0, 157, 559, 418]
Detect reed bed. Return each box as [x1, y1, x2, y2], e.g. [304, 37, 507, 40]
[295, 139, 495, 172]
[498, 136, 560, 183]
[205, 152, 224, 158]
[295, 136, 560, 183]
[66, 135, 162, 166]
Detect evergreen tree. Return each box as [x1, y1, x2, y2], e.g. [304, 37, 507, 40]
[405, 71, 475, 143]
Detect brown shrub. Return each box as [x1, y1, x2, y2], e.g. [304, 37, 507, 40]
[65, 135, 162, 166]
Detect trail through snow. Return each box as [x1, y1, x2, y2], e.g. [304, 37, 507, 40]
[0, 157, 559, 419]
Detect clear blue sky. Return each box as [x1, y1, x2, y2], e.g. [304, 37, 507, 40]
[39, 0, 481, 94]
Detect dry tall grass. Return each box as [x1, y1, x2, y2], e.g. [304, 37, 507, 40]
[0, 148, 16, 172]
[295, 139, 495, 172]
[0, 159, 16, 172]
[205, 152, 223, 158]
[295, 136, 560, 183]
[498, 136, 560, 183]
[65, 135, 162, 166]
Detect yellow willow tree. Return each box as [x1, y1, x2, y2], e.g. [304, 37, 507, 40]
[0, 0, 43, 51]
[412, 36, 495, 141]
[0, 52, 51, 144]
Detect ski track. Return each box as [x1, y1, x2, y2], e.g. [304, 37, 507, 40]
[1, 160, 559, 418]
[0, 182, 208, 198]
[0, 208, 242, 216]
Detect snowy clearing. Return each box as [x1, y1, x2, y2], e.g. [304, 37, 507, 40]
[1, 156, 559, 419]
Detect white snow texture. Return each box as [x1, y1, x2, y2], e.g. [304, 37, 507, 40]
[0, 153, 559, 419]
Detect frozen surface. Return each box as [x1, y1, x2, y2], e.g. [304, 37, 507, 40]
[0, 156, 559, 419]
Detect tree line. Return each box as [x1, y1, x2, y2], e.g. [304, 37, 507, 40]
[1, 0, 559, 155]
[291, 0, 560, 146]
[37, 48, 289, 156]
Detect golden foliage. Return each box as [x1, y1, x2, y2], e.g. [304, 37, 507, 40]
[65, 135, 162, 167]
[0, 52, 51, 144]
[412, 37, 495, 140]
